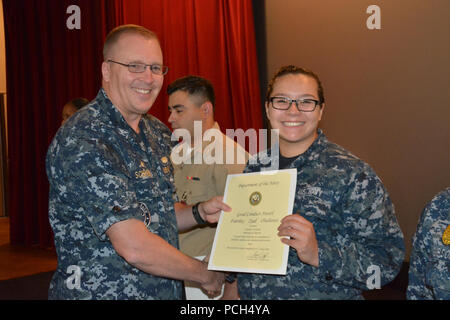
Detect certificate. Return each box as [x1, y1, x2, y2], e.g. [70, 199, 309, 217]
[208, 169, 297, 275]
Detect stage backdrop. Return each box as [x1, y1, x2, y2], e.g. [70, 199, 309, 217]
[3, 0, 262, 247]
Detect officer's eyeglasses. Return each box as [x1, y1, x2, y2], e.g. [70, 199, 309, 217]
[107, 59, 169, 75]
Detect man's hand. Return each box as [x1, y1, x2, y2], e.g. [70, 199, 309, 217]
[220, 279, 240, 300]
[198, 196, 231, 224]
[277, 214, 319, 267]
[199, 262, 225, 296]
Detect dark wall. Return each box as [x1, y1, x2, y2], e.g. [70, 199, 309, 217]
[263, 0, 450, 259]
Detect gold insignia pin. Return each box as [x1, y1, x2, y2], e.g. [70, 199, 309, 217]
[163, 167, 170, 174]
[135, 162, 152, 178]
[135, 169, 152, 178]
[442, 225, 450, 246]
[161, 157, 168, 164]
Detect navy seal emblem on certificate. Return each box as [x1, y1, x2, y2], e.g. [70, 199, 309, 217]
[249, 191, 262, 206]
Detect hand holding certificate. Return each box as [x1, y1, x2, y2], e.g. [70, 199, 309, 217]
[208, 169, 297, 275]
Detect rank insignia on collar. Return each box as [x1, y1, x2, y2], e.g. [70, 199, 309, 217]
[442, 225, 450, 246]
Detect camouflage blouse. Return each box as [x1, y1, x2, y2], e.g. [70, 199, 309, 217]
[46, 89, 181, 299]
[237, 130, 405, 299]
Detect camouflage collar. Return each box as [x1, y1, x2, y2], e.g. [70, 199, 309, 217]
[98, 88, 129, 129]
[288, 129, 327, 169]
[253, 129, 327, 170]
[97, 88, 143, 142]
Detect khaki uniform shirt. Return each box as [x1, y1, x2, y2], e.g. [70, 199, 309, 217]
[171, 122, 248, 257]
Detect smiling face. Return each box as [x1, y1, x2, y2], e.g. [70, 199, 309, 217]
[265, 73, 324, 157]
[102, 33, 164, 129]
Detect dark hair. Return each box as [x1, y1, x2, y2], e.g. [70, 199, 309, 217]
[66, 97, 89, 110]
[167, 75, 215, 110]
[266, 65, 325, 105]
[103, 24, 159, 60]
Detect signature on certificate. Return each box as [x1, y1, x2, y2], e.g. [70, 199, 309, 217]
[247, 250, 269, 261]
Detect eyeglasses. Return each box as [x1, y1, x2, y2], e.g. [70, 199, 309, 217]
[107, 59, 169, 75]
[269, 96, 320, 112]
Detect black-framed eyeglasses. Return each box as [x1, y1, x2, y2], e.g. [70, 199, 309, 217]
[269, 96, 320, 112]
[107, 59, 169, 75]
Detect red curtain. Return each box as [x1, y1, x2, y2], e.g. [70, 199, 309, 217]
[4, 0, 262, 247]
[118, 0, 262, 132]
[3, 0, 120, 247]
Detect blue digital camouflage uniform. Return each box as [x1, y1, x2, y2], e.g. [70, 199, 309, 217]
[237, 129, 405, 299]
[46, 89, 181, 299]
[407, 187, 450, 300]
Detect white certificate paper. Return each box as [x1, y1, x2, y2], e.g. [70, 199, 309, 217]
[208, 169, 297, 275]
